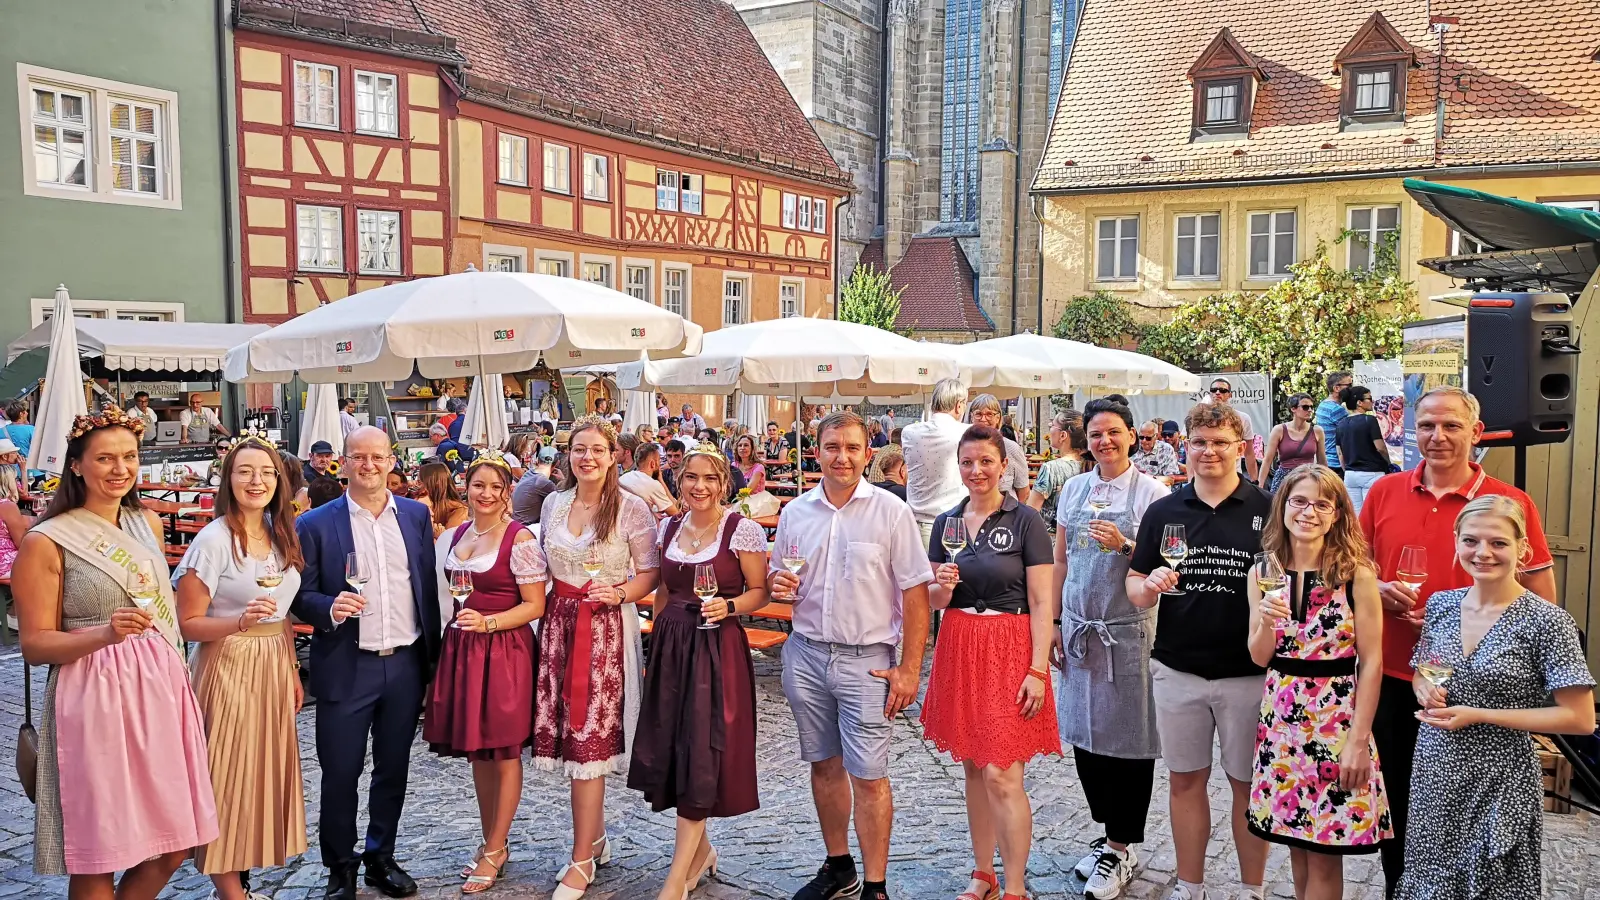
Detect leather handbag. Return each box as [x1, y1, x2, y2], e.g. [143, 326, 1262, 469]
[15, 660, 37, 803]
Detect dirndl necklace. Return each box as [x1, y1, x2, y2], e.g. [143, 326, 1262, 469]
[681, 512, 723, 551]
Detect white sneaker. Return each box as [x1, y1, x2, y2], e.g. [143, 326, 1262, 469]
[1084, 847, 1138, 900]
[1073, 836, 1109, 879]
[1233, 891, 1264, 900]
[1168, 885, 1209, 900]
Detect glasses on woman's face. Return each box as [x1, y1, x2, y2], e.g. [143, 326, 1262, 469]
[1297, 404, 1315, 412]
[1210, 387, 1232, 396]
[1286, 495, 1337, 516]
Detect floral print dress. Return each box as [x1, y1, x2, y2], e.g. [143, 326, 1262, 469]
[1247, 572, 1392, 853]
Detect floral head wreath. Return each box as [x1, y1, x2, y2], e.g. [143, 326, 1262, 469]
[684, 441, 723, 460]
[230, 434, 277, 453]
[467, 449, 513, 474]
[568, 415, 616, 444]
[69, 403, 147, 441]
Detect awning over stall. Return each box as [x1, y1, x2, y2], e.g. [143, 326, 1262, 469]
[6, 319, 270, 374]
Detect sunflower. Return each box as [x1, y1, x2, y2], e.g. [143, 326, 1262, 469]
[327, 459, 342, 477]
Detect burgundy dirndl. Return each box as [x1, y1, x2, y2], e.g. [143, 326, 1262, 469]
[626, 513, 760, 820]
[423, 523, 538, 761]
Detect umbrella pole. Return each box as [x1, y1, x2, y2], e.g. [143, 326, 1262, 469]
[794, 383, 802, 468]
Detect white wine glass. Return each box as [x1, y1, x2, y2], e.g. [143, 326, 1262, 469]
[256, 554, 285, 624]
[1159, 524, 1188, 597]
[694, 564, 719, 630]
[941, 518, 968, 584]
[1397, 544, 1429, 616]
[1087, 481, 1115, 553]
[345, 551, 371, 619]
[447, 565, 473, 630]
[126, 559, 160, 639]
[1414, 632, 1454, 692]
[781, 540, 806, 577]
[582, 546, 605, 585]
[1253, 551, 1289, 625]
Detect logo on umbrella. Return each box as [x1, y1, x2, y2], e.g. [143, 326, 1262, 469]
[703, 367, 720, 376]
[337, 365, 354, 374]
[631, 327, 647, 338]
[453, 359, 471, 368]
[918, 367, 929, 375]
[334, 340, 354, 354]
[493, 328, 515, 341]
[816, 364, 833, 373]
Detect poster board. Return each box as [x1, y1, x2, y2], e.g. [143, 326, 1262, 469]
[1128, 371, 1272, 457]
[1400, 316, 1467, 470]
[1353, 358, 1405, 466]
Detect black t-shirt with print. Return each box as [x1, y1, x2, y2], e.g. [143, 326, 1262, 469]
[928, 496, 1054, 614]
[1130, 478, 1272, 680]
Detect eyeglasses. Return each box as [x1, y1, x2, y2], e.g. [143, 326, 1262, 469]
[1297, 404, 1315, 411]
[346, 454, 393, 466]
[1138, 435, 1156, 441]
[1210, 387, 1232, 395]
[1187, 438, 1240, 453]
[1286, 496, 1338, 515]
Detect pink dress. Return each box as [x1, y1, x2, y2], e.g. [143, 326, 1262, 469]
[0, 515, 16, 578]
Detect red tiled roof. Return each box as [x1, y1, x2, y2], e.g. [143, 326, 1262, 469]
[1035, 0, 1600, 191]
[234, 0, 847, 187]
[858, 237, 994, 334]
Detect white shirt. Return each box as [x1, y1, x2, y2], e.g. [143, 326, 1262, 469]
[126, 405, 159, 441]
[619, 469, 676, 513]
[1055, 463, 1170, 530]
[681, 412, 706, 432]
[340, 410, 361, 439]
[345, 492, 421, 651]
[178, 406, 222, 441]
[901, 411, 968, 524]
[769, 479, 933, 647]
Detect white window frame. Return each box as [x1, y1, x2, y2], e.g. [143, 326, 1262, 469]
[1353, 68, 1394, 115]
[534, 250, 575, 278]
[582, 152, 610, 201]
[292, 60, 339, 129]
[18, 65, 183, 209]
[797, 196, 812, 231]
[812, 197, 828, 233]
[623, 260, 653, 303]
[1247, 209, 1297, 280]
[29, 297, 185, 328]
[781, 192, 797, 229]
[107, 97, 162, 197]
[1450, 230, 1487, 256]
[680, 172, 703, 215]
[1173, 212, 1221, 281]
[722, 275, 749, 327]
[1346, 205, 1400, 272]
[296, 204, 344, 272]
[543, 142, 571, 194]
[353, 70, 399, 137]
[779, 278, 803, 318]
[356, 208, 402, 276]
[662, 263, 691, 318]
[1094, 215, 1139, 282]
[579, 255, 615, 288]
[1543, 199, 1600, 212]
[497, 133, 528, 186]
[483, 243, 527, 272]
[656, 169, 679, 211]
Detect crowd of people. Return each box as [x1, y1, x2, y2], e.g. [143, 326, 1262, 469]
[6, 378, 1595, 900]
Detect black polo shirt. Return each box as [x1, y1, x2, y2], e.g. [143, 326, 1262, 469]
[928, 496, 1053, 614]
[1130, 477, 1271, 680]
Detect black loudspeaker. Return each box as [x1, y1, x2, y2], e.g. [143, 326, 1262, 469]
[1467, 292, 1579, 447]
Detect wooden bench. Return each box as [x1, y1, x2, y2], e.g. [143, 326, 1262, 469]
[744, 628, 787, 651]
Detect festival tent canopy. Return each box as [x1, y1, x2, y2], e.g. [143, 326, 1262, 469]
[7, 318, 270, 376]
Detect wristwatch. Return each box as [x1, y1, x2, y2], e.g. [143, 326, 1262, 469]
[1119, 540, 1134, 557]
[485, 616, 499, 633]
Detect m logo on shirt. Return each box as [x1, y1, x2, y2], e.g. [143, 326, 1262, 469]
[1252, 515, 1263, 532]
[987, 527, 1015, 552]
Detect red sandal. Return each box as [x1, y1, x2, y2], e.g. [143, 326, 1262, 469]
[956, 870, 1000, 900]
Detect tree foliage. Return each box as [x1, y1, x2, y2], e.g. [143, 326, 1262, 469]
[838, 265, 906, 334]
[1136, 236, 1418, 399]
[1049, 289, 1142, 348]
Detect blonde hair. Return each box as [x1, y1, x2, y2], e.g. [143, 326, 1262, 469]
[1455, 495, 1532, 563]
[0, 465, 19, 503]
[1420, 385, 1482, 424]
[1262, 465, 1371, 589]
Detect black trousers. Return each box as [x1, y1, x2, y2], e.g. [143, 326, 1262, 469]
[1073, 746, 1157, 846]
[1372, 674, 1420, 898]
[315, 643, 426, 867]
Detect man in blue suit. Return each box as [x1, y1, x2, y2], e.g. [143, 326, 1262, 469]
[292, 426, 440, 900]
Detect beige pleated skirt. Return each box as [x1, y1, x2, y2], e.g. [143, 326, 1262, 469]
[190, 622, 308, 874]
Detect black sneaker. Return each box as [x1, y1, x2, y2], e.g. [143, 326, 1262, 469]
[861, 886, 889, 900]
[793, 859, 863, 900]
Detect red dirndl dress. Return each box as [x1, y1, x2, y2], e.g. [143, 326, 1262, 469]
[920, 608, 1061, 768]
[422, 523, 540, 761]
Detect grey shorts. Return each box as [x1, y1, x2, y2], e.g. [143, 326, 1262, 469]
[1149, 659, 1262, 783]
[781, 631, 895, 781]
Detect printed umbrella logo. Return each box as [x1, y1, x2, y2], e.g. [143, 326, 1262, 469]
[453, 359, 472, 369]
[334, 340, 354, 355]
[336, 365, 354, 374]
[492, 328, 516, 342]
[918, 367, 929, 375]
[816, 364, 834, 374]
[631, 327, 647, 338]
[702, 367, 720, 377]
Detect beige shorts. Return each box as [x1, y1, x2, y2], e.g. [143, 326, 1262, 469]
[1150, 658, 1262, 782]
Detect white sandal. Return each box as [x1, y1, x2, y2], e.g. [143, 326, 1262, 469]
[593, 832, 612, 866]
[552, 856, 597, 900]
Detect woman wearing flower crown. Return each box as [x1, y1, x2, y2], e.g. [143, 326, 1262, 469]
[174, 437, 307, 900]
[13, 405, 218, 893]
[535, 416, 660, 900]
[424, 451, 548, 894]
[628, 443, 766, 900]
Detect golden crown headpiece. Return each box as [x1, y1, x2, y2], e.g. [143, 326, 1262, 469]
[685, 441, 724, 460]
[467, 449, 513, 473]
[230, 434, 277, 453]
[69, 404, 147, 441]
[568, 415, 616, 443]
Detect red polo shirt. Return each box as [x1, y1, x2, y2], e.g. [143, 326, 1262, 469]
[1359, 461, 1553, 680]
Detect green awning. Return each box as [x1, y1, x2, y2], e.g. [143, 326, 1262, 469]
[1404, 178, 1600, 252]
[0, 347, 48, 405]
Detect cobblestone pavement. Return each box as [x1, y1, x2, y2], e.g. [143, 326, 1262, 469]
[0, 648, 1595, 899]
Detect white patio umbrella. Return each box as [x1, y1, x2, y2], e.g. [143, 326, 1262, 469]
[959, 333, 1149, 391]
[737, 393, 768, 433]
[461, 374, 510, 449]
[239, 271, 702, 380]
[931, 341, 1067, 396]
[30, 285, 88, 475]
[298, 382, 343, 458]
[1094, 347, 1203, 393]
[622, 390, 654, 436]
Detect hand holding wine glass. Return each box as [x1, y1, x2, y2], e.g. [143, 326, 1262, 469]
[447, 565, 473, 630]
[335, 552, 370, 622]
[124, 560, 160, 639]
[1157, 524, 1188, 597]
[1087, 482, 1115, 552]
[694, 564, 721, 630]
[1394, 545, 1429, 622]
[1412, 633, 1452, 710]
[1254, 551, 1290, 623]
[256, 554, 285, 624]
[941, 518, 967, 583]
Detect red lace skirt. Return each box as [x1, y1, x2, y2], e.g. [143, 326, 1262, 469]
[921, 610, 1061, 768]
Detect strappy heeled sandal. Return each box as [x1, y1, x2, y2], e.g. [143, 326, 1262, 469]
[461, 845, 508, 895]
[690, 845, 719, 889]
[957, 870, 1001, 900]
[460, 844, 488, 879]
[593, 832, 613, 866]
[552, 856, 597, 900]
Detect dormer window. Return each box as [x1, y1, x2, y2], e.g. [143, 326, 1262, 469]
[1334, 12, 1415, 126]
[1187, 28, 1265, 140]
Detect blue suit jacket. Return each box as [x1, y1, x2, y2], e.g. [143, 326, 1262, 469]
[290, 493, 441, 701]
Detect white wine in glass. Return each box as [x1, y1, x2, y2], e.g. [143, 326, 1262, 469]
[345, 552, 370, 618]
[582, 547, 604, 581]
[256, 554, 285, 624]
[694, 564, 719, 631]
[781, 540, 806, 576]
[1415, 659, 1454, 686]
[447, 565, 473, 630]
[1253, 551, 1289, 624]
[126, 560, 160, 639]
[941, 517, 968, 557]
[1159, 524, 1188, 597]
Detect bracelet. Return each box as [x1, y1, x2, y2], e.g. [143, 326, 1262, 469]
[1052, 618, 1062, 625]
[1027, 666, 1049, 682]
[237, 613, 248, 633]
